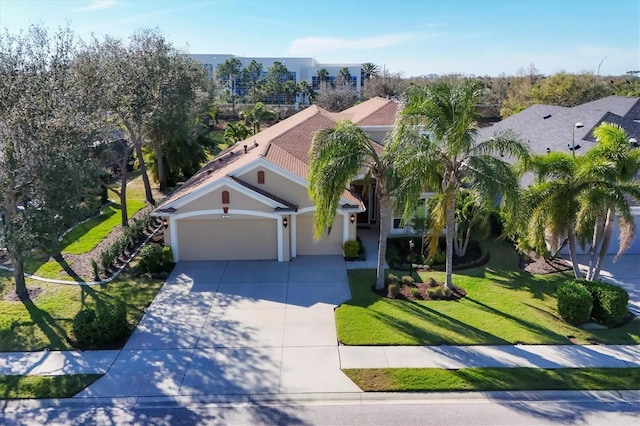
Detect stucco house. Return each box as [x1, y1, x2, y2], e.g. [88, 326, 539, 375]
[476, 95, 640, 254]
[151, 97, 399, 262]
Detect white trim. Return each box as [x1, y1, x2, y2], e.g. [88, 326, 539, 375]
[291, 214, 297, 257]
[297, 206, 317, 215]
[165, 177, 289, 211]
[277, 216, 284, 262]
[342, 211, 349, 243]
[174, 209, 279, 221]
[170, 216, 178, 262]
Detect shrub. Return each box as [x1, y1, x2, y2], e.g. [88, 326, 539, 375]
[401, 275, 415, 285]
[556, 280, 593, 325]
[343, 240, 360, 259]
[582, 280, 629, 327]
[426, 277, 438, 288]
[388, 283, 400, 298]
[90, 258, 99, 280]
[385, 274, 399, 285]
[432, 249, 446, 265]
[72, 303, 129, 346]
[139, 244, 173, 274]
[427, 286, 452, 300]
[410, 287, 421, 299]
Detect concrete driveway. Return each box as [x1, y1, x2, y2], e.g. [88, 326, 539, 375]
[77, 256, 360, 398]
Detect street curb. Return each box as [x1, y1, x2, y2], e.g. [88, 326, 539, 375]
[2, 390, 639, 413]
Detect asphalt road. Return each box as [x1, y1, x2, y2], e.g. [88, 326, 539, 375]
[3, 394, 639, 425]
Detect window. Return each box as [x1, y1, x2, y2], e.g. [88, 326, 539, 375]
[221, 190, 230, 204]
[257, 171, 265, 184]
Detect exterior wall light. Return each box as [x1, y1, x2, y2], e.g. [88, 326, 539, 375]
[283, 217, 288, 228]
[162, 218, 169, 228]
[350, 213, 356, 224]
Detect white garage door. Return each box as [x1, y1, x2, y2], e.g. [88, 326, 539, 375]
[177, 217, 277, 260]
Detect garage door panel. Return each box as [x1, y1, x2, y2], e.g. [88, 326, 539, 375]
[177, 218, 277, 260]
[296, 214, 343, 255]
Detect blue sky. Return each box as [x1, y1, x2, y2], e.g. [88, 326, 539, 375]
[1, 0, 638, 77]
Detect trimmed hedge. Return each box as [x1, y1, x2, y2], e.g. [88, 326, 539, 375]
[556, 281, 593, 325]
[581, 280, 629, 327]
[72, 303, 129, 346]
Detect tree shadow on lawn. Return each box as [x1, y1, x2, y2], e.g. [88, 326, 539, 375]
[463, 296, 571, 344]
[19, 292, 72, 350]
[370, 298, 511, 345]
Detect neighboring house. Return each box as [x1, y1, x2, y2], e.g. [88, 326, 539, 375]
[151, 97, 399, 262]
[190, 54, 364, 103]
[477, 95, 640, 254]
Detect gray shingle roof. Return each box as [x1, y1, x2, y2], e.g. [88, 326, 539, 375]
[477, 96, 640, 157]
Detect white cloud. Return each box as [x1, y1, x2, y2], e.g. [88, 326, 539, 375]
[74, 0, 117, 13]
[289, 33, 422, 55]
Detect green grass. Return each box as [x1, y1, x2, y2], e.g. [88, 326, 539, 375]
[0, 270, 163, 351]
[61, 199, 146, 255]
[336, 240, 640, 346]
[0, 374, 102, 399]
[344, 367, 640, 392]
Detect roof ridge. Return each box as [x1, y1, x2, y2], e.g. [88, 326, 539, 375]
[227, 175, 298, 211]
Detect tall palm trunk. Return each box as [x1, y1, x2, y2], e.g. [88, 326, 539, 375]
[587, 215, 605, 277]
[589, 208, 614, 280]
[444, 195, 456, 289]
[376, 193, 392, 290]
[567, 227, 582, 279]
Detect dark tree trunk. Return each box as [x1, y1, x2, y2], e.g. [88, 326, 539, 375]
[154, 141, 167, 191]
[11, 251, 26, 299]
[120, 158, 129, 228]
[135, 142, 155, 206]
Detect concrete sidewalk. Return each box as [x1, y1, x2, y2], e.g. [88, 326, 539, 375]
[1, 344, 638, 378]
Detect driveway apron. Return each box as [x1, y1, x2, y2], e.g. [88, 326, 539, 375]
[76, 256, 360, 398]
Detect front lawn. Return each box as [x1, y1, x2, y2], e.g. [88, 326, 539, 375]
[335, 240, 640, 345]
[344, 367, 640, 392]
[61, 200, 146, 255]
[0, 374, 102, 399]
[0, 270, 162, 351]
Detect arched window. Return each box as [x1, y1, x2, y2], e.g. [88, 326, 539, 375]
[257, 171, 265, 184]
[221, 190, 230, 204]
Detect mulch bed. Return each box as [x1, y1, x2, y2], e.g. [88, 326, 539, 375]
[522, 251, 573, 275]
[4, 286, 43, 302]
[377, 281, 467, 301]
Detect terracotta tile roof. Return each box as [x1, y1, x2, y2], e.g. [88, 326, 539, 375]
[341, 97, 400, 125]
[154, 97, 394, 213]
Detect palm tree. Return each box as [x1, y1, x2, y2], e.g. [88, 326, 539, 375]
[361, 62, 380, 81]
[578, 123, 640, 280]
[317, 68, 329, 83]
[520, 152, 586, 278]
[390, 79, 530, 289]
[216, 58, 242, 112]
[521, 123, 640, 281]
[309, 119, 395, 290]
[223, 121, 251, 147]
[298, 80, 314, 105]
[240, 102, 277, 135]
[338, 67, 352, 87]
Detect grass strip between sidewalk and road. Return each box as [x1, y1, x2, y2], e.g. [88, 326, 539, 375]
[343, 367, 640, 392]
[0, 374, 103, 399]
